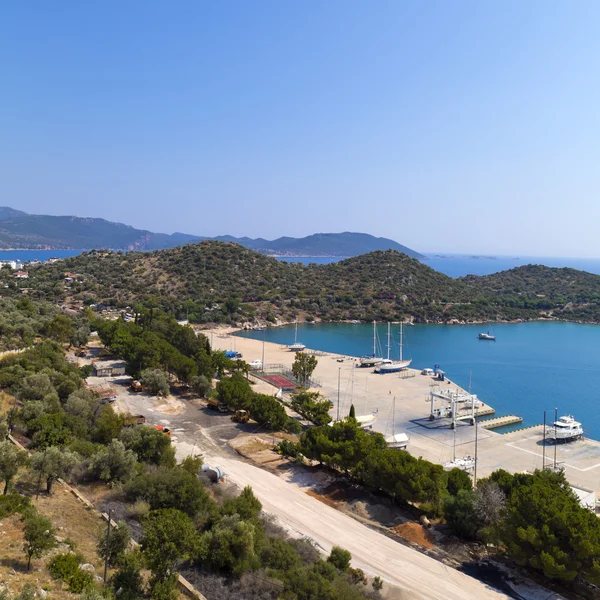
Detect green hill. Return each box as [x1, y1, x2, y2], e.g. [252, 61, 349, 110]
[10, 242, 600, 324]
[0, 207, 422, 257]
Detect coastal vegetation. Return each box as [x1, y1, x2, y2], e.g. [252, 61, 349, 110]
[2, 299, 599, 598]
[12, 241, 600, 324]
[0, 306, 379, 599]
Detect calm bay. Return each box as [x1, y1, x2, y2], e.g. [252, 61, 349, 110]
[238, 321, 600, 440]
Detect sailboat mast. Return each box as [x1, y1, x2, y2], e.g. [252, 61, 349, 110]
[294, 320, 298, 344]
[400, 323, 403, 362]
[387, 323, 391, 361]
[373, 321, 376, 357]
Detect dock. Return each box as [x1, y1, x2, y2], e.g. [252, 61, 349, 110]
[475, 406, 495, 418]
[480, 415, 523, 430]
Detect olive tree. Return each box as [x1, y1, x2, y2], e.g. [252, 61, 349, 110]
[0, 441, 28, 494]
[29, 446, 80, 494]
[22, 510, 56, 569]
[140, 369, 170, 397]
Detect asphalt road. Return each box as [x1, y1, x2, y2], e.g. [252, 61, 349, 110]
[104, 376, 509, 600]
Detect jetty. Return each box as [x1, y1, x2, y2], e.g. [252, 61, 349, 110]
[480, 415, 522, 430]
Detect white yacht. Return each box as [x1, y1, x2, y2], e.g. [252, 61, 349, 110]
[547, 415, 583, 442]
[377, 322, 412, 373]
[478, 330, 496, 340]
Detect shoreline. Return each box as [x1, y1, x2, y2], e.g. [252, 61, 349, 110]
[206, 326, 600, 499]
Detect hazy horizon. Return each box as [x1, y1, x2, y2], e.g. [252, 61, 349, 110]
[2, 2, 600, 257]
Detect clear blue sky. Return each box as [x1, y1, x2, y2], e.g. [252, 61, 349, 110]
[1, 2, 599, 257]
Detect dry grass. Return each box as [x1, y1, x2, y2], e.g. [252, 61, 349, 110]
[0, 391, 15, 415]
[0, 478, 107, 597]
[0, 514, 73, 598]
[33, 485, 105, 571]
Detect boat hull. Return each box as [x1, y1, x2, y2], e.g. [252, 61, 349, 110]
[376, 360, 412, 373]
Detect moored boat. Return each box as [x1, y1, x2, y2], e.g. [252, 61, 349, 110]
[478, 330, 496, 340]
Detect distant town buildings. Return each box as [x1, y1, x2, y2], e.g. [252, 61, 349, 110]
[0, 260, 23, 270]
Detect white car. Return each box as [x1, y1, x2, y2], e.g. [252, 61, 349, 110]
[249, 360, 263, 370]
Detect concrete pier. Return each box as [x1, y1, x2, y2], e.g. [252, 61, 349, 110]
[480, 415, 523, 430]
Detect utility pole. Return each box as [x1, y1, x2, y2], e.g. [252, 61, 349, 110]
[337, 368, 341, 422]
[542, 410, 546, 469]
[261, 330, 266, 374]
[103, 509, 112, 584]
[473, 416, 478, 487]
[553, 407, 558, 470]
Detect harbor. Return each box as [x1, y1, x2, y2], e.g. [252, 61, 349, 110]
[210, 326, 600, 501]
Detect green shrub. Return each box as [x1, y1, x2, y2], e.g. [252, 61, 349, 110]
[49, 552, 82, 581]
[0, 494, 31, 519]
[48, 552, 94, 592]
[275, 439, 301, 458]
[327, 546, 351, 572]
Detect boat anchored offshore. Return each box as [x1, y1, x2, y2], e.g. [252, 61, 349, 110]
[478, 330, 496, 341]
[547, 415, 584, 442]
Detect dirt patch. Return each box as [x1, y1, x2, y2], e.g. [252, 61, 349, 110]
[391, 522, 434, 549]
[305, 489, 341, 509]
[152, 396, 186, 415]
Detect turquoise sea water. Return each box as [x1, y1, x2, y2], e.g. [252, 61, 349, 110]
[278, 254, 600, 277]
[0, 249, 83, 262]
[238, 322, 600, 440]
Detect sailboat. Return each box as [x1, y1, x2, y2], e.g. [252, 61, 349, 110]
[359, 321, 385, 367]
[478, 327, 496, 340]
[386, 397, 409, 449]
[378, 322, 412, 373]
[443, 427, 475, 471]
[288, 321, 306, 352]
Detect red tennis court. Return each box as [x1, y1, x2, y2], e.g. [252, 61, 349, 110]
[258, 374, 298, 390]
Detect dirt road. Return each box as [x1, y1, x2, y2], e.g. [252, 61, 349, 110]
[175, 441, 508, 600]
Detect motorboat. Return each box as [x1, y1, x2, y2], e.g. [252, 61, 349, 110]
[547, 415, 583, 442]
[478, 330, 496, 341]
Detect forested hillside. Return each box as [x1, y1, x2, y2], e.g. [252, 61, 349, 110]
[7, 241, 600, 324]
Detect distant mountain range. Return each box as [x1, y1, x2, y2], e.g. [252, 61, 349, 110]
[0, 208, 423, 258]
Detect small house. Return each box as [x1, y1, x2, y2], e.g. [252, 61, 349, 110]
[13, 271, 29, 279]
[92, 359, 127, 377]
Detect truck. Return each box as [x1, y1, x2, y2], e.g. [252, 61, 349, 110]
[231, 409, 250, 423]
[207, 398, 228, 413]
[153, 425, 171, 437]
[130, 380, 144, 393]
[124, 414, 146, 427]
